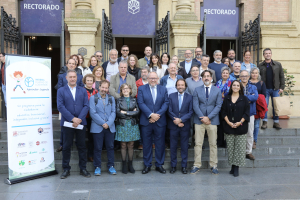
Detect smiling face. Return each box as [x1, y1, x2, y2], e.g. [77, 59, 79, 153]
[240, 71, 250, 83]
[202, 71, 212, 86]
[231, 81, 241, 93]
[99, 82, 109, 96]
[129, 56, 136, 67]
[233, 62, 241, 73]
[251, 68, 259, 80]
[95, 52, 103, 62]
[119, 62, 128, 76]
[85, 77, 94, 88]
[121, 46, 129, 57]
[162, 54, 169, 65]
[214, 52, 222, 62]
[67, 59, 76, 70]
[185, 50, 192, 61]
[151, 55, 158, 65]
[168, 63, 177, 75]
[176, 80, 186, 94]
[263, 50, 272, 61]
[66, 71, 77, 87]
[91, 57, 98, 67]
[222, 70, 230, 80]
[172, 56, 179, 65]
[148, 72, 158, 87]
[144, 47, 152, 57]
[227, 50, 236, 60]
[121, 85, 131, 97]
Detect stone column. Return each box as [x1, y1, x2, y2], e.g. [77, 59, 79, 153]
[170, 0, 202, 59]
[65, 0, 100, 64]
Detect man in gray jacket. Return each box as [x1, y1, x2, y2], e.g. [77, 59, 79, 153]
[258, 48, 285, 130]
[190, 70, 222, 175]
[109, 61, 137, 99]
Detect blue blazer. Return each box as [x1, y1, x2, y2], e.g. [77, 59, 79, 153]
[57, 85, 89, 126]
[89, 93, 116, 133]
[137, 84, 169, 127]
[193, 85, 222, 125]
[56, 73, 84, 89]
[160, 75, 183, 87]
[168, 92, 193, 130]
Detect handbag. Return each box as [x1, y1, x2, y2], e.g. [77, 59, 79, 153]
[273, 96, 291, 116]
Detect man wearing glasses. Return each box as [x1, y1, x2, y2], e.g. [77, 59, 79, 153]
[94, 51, 103, 66]
[117, 45, 130, 63]
[192, 47, 203, 66]
[179, 50, 200, 78]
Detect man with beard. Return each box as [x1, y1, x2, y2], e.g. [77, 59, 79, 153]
[138, 46, 152, 67]
[200, 55, 216, 84]
[192, 47, 203, 66]
[94, 51, 103, 66]
[227, 49, 240, 66]
[180, 50, 200, 78]
[102, 49, 119, 81]
[190, 70, 222, 175]
[117, 45, 130, 62]
[208, 50, 227, 82]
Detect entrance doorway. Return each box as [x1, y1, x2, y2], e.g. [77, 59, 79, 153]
[23, 36, 61, 112]
[206, 39, 237, 60]
[115, 37, 153, 59]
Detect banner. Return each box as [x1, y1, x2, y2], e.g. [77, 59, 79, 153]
[201, 0, 239, 38]
[5, 55, 56, 184]
[20, 0, 63, 34]
[111, 0, 156, 36]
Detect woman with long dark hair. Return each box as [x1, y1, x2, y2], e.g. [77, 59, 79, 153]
[221, 80, 250, 177]
[149, 54, 167, 81]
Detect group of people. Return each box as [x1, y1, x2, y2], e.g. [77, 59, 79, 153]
[53, 45, 285, 179]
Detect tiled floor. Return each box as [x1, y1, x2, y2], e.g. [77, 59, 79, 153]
[1, 167, 300, 200]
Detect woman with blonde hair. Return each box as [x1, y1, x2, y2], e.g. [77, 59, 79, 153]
[78, 54, 92, 77]
[92, 65, 106, 91]
[127, 54, 141, 81]
[88, 55, 100, 72]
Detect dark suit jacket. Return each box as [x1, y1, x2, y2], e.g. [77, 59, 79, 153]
[168, 92, 193, 130]
[56, 73, 84, 90]
[180, 60, 200, 78]
[137, 84, 169, 127]
[57, 85, 89, 126]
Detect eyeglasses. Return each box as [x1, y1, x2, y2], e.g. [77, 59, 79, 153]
[240, 76, 249, 78]
[191, 69, 199, 72]
[148, 78, 158, 80]
[122, 49, 129, 52]
[96, 55, 103, 57]
[195, 51, 202, 53]
[185, 53, 192, 55]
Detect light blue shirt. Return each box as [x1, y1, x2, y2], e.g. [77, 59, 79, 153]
[185, 60, 192, 74]
[68, 84, 76, 101]
[166, 75, 178, 96]
[121, 56, 128, 61]
[118, 74, 127, 93]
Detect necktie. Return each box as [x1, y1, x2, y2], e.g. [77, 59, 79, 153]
[151, 86, 156, 104]
[179, 94, 182, 111]
[205, 87, 209, 116]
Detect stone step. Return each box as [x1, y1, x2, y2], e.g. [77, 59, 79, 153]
[1, 145, 299, 162]
[1, 128, 299, 140]
[257, 136, 300, 146]
[1, 155, 299, 174]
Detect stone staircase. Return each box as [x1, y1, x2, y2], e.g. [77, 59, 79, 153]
[0, 123, 300, 173]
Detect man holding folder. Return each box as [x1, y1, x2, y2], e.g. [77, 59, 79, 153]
[57, 69, 91, 179]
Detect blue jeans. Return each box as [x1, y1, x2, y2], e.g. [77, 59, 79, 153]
[253, 118, 260, 143]
[2, 84, 6, 106]
[263, 89, 279, 123]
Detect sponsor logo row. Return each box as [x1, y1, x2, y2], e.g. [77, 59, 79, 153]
[13, 127, 51, 137]
[18, 141, 47, 148]
[19, 157, 45, 166]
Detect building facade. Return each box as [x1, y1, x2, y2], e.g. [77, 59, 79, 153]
[1, 0, 300, 117]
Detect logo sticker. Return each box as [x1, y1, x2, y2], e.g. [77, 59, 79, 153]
[128, 0, 140, 14]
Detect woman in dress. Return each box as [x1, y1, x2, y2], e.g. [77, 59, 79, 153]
[78, 54, 92, 77]
[127, 54, 140, 81]
[149, 54, 167, 81]
[92, 65, 105, 92]
[115, 83, 140, 174]
[221, 80, 250, 177]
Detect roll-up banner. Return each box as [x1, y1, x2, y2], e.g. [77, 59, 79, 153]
[5, 54, 57, 185]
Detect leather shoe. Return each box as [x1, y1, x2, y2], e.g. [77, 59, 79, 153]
[60, 170, 70, 179]
[155, 166, 166, 174]
[88, 157, 94, 162]
[56, 146, 63, 152]
[142, 166, 151, 174]
[181, 167, 187, 174]
[170, 167, 176, 174]
[80, 169, 91, 178]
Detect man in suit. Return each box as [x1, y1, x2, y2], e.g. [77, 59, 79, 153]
[168, 79, 193, 174]
[57, 69, 91, 179]
[109, 60, 137, 99]
[89, 80, 117, 175]
[200, 55, 217, 84]
[137, 71, 169, 174]
[190, 70, 222, 175]
[180, 50, 200, 78]
[56, 59, 84, 89]
[117, 45, 130, 62]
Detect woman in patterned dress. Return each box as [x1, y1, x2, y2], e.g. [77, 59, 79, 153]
[115, 83, 140, 174]
[221, 80, 250, 177]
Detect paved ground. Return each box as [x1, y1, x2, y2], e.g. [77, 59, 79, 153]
[1, 167, 300, 200]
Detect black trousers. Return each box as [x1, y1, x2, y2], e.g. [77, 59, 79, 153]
[217, 115, 226, 147]
[86, 118, 94, 157]
[62, 126, 87, 171]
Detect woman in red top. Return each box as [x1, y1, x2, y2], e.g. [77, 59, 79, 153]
[83, 74, 97, 162]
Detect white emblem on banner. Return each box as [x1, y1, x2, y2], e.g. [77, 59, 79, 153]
[128, 0, 140, 14]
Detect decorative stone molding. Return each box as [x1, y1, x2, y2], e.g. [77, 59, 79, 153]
[173, 0, 198, 21]
[70, 0, 95, 18]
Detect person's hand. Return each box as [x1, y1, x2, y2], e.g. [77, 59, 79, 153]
[121, 110, 126, 114]
[178, 123, 184, 127]
[102, 123, 109, 129]
[234, 122, 242, 128]
[149, 118, 156, 123]
[278, 89, 283, 94]
[173, 117, 181, 125]
[151, 113, 160, 121]
[228, 122, 234, 128]
[72, 123, 79, 128]
[72, 117, 82, 125]
[134, 108, 137, 111]
[200, 116, 210, 124]
[205, 119, 211, 125]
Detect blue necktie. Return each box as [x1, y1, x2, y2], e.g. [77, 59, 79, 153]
[179, 94, 182, 111]
[151, 86, 156, 104]
[205, 87, 209, 116]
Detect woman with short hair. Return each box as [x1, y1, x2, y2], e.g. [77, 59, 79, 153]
[92, 65, 105, 92]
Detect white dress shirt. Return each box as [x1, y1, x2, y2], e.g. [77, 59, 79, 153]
[68, 84, 76, 101]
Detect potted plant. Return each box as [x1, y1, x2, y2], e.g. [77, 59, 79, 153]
[279, 68, 296, 119]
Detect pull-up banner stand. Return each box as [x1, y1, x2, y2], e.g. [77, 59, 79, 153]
[4, 54, 57, 185]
